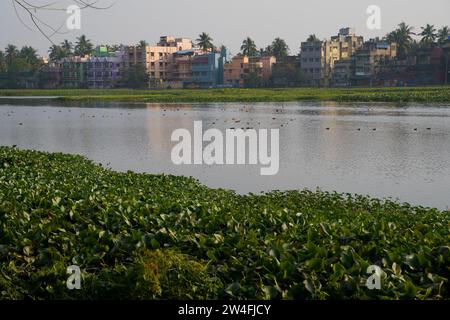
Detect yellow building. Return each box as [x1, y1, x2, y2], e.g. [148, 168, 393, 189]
[301, 28, 363, 86]
[125, 36, 193, 87]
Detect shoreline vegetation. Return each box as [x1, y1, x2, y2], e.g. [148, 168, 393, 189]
[0, 87, 450, 103]
[0, 147, 448, 299]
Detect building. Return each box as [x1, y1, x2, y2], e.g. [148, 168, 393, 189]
[61, 56, 89, 88]
[86, 47, 125, 89]
[37, 62, 62, 89]
[124, 36, 193, 88]
[331, 59, 353, 87]
[413, 46, 445, 85]
[270, 55, 303, 87]
[444, 42, 450, 85]
[224, 55, 276, 87]
[351, 39, 397, 86]
[164, 50, 197, 88]
[301, 28, 363, 86]
[191, 49, 226, 88]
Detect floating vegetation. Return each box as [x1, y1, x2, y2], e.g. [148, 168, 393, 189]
[0, 147, 448, 299]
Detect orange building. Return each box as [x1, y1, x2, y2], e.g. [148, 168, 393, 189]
[224, 55, 276, 87]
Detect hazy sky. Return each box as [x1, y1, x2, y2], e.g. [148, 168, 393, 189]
[1, 0, 449, 57]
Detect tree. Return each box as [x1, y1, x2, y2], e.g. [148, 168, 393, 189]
[271, 38, 289, 60]
[386, 22, 415, 58]
[5, 44, 19, 65]
[243, 71, 262, 88]
[48, 45, 68, 61]
[241, 37, 258, 57]
[116, 64, 149, 89]
[0, 51, 5, 73]
[196, 33, 214, 52]
[260, 45, 272, 56]
[61, 40, 73, 56]
[139, 40, 148, 48]
[271, 62, 307, 87]
[306, 34, 320, 42]
[19, 46, 39, 66]
[74, 35, 94, 56]
[419, 24, 437, 45]
[437, 26, 450, 44]
[1, 44, 39, 89]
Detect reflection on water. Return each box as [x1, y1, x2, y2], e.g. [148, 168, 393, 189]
[1, 100, 450, 210]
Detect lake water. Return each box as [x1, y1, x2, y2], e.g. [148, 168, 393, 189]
[1, 100, 450, 210]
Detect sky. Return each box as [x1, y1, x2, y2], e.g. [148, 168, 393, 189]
[1, 0, 449, 57]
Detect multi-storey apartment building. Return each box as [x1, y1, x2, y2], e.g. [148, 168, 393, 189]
[224, 55, 276, 87]
[191, 50, 226, 88]
[301, 28, 364, 86]
[124, 36, 193, 88]
[351, 39, 397, 86]
[86, 47, 126, 89]
[164, 50, 196, 88]
[61, 56, 89, 88]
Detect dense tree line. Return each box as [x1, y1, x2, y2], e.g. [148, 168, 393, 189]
[0, 45, 42, 88]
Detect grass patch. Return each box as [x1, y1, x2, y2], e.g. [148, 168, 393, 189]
[0, 87, 450, 103]
[0, 147, 449, 299]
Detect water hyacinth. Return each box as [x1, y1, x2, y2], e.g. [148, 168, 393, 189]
[0, 147, 449, 300]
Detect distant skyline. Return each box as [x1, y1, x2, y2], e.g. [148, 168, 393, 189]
[1, 0, 449, 57]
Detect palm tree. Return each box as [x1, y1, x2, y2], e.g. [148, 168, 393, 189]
[61, 40, 73, 56]
[48, 45, 67, 61]
[241, 37, 258, 57]
[386, 22, 415, 58]
[5, 44, 19, 65]
[74, 34, 93, 56]
[0, 50, 5, 72]
[138, 40, 147, 48]
[260, 45, 272, 56]
[437, 26, 449, 44]
[306, 34, 320, 42]
[419, 24, 437, 45]
[19, 46, 39, 66]
[196, 33, 214, 52]
[271, 38, 289, 60]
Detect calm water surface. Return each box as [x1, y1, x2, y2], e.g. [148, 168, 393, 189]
[1, 100, 450, 210]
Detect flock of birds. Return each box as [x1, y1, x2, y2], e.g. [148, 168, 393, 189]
[2, 106, 433, 131]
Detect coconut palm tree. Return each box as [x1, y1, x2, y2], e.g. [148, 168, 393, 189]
[260, 45, 272, 56]
[61, 40, 73, 56]
[419, 24, 437, 45]
[0, 50, 6, 72]
[306, 34, 320, 42]
[74, 34, 93, 56]
[196, 33, 214, 52]
[386, 22, 415, 58]
[437, 26, 449, 44]
[19, 46, 39, 66]
[5, 44, 19, 65]
[48, 45, 67, 61]
[241, 37, 258, 57]
[271, 37, 289, 60]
